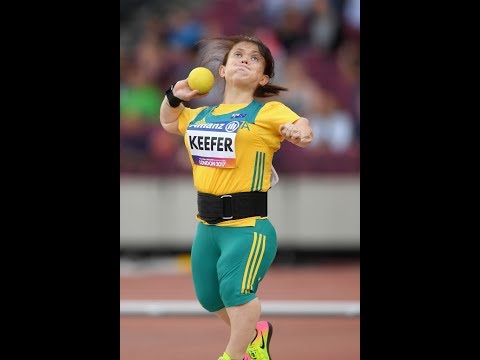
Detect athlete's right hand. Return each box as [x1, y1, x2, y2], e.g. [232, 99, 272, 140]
[172, 79, 210, 102]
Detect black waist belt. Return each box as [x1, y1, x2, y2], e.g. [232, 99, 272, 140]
[197, 191, 268, 224]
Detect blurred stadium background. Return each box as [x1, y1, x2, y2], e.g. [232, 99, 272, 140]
[120, 0, 360, 359]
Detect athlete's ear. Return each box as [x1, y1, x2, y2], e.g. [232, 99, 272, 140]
[219, 65, 226, 78]
[259, 75, 269, 86]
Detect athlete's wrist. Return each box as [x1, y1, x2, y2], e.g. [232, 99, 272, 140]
[165, 82, 183, 108]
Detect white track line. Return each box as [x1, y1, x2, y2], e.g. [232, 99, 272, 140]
[120, 300, 360, 317]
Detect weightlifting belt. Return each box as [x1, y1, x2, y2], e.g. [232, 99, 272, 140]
[197, 191, 268, 224]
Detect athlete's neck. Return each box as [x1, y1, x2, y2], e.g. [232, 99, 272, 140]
[222, 87, 254, 104]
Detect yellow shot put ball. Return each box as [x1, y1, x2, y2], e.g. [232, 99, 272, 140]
[187, 67, 214, 94]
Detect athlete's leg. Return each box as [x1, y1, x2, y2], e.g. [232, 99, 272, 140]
[216, 306, 259, 360]
[214, 308, 230, 325]
[215, 307, 258, 345]
[215, 219, 278, 360]
[190, 223, 225, 312]
[224, 298, 261, 359]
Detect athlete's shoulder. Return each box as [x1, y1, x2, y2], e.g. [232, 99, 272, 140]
[261, 101, 287, 109]
[257, 101, 286, 114]
[183, 105, 209, 113]
[181, 105, 209, 119]
[178, 106, 210, 133]
[258, 101, 297, 116]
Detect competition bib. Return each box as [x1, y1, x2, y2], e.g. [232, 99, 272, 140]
[186, 120, 241, 168]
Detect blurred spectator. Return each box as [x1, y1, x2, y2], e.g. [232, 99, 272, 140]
[352, 86, 360, 146]
[276, 55, 321, 115]
[263, 0, 314, 24]
[120, 54, 163, 173]
[237, 0, 265, 34]
[307, 88, 354, 154]
[120, 47, 130, 89]
[134, 38, 168, 87]
[333, 39, 360, 116]
[202, 19, 224, 39]
[146, 127, 191, 174]
[308, 0, 342, 53]
[342, 0, 360, 43]
[274, 6, 310, 53]
[162, 45, 198, 90]
[120, 68, 163, 122]
[166, 9, 205, 50]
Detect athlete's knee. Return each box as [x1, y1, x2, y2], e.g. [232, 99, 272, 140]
[219, 280, 256, 307]
[196, 291, 224, 313]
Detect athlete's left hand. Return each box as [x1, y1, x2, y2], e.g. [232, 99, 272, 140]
[279, 118, 313, 148]
[280, 123, 304, 144]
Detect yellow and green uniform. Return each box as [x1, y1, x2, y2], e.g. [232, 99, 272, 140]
[179, 100, 299, 226]
[178, 100, 299, 311]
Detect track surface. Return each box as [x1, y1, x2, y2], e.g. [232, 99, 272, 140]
[120, 260, 360, 360]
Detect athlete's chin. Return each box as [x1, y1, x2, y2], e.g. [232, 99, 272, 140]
[231, 72, 250, 79]
[229, 76, 256, 88]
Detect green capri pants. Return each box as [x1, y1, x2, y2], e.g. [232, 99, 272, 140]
[190, 218, 277, 312]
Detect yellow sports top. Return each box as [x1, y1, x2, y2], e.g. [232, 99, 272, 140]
[178, 100, 299, 226]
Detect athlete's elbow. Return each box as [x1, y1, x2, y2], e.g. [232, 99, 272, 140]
[161, 120, 181, 135]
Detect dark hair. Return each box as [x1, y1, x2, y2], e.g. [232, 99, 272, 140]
[197, 35, 288, 98]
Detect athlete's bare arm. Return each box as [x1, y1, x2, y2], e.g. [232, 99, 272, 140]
[160, 79, 208, 136]
[279, 117, 313, 148]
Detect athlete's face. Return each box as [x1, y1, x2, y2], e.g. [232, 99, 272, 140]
[219, 42, 270, 89]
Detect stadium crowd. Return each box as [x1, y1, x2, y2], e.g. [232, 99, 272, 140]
[120, 0, 360, 175]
